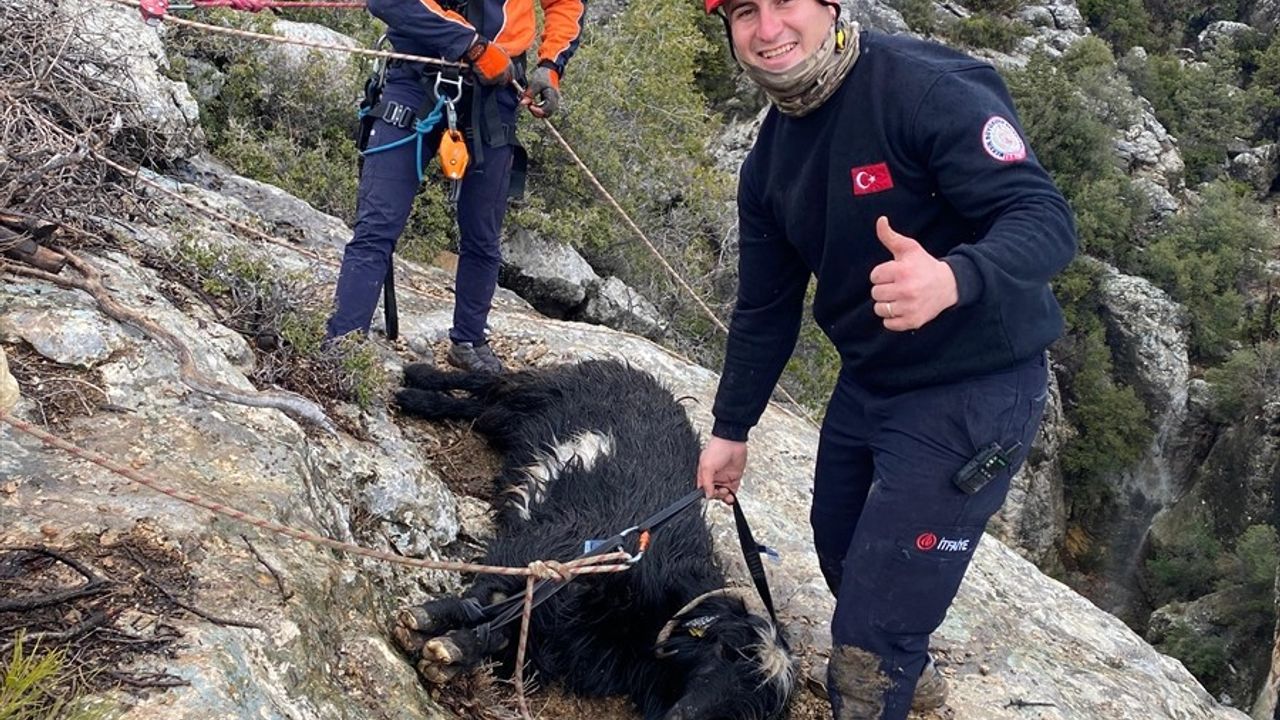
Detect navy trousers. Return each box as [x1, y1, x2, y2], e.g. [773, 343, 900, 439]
[327, 65, 516, 343]
[814, 354, 1048, 719]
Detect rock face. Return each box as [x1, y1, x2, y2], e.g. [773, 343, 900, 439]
[1096, 263, 1191, 416]
[0, 347, 18, 412]
[0, 159, 1250, 718]
[58, 0, 202, 162]
[1228, 144, 1280, 196]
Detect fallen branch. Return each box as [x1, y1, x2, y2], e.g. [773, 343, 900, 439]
[1, 251, 339, 435]
[241, 534, 292, 603]
[0, 545, 107, 612]
[140, 576, 265, 631]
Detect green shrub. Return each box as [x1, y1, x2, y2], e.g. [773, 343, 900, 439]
[890, 0, 938, 35]
[1077, 0, 1153, 52]
[1147, 516, 1224, 604]
[1122, 52, 1249, 182]
[964, 0, 1026, 13]
[1204, 342, 1280, 423]
[1006, 52, 1115, 200]
[1244, 33, 1280, 140]
[1140, 181, 1276, 361]
[948, 14, 1032, 53]
[517, 0, 737, 362]
[1, 635, 112, 720]
[1219, 524, 1279, 614]
[1155, 621, 1230, 688]
[1053, 261, 1153, 516]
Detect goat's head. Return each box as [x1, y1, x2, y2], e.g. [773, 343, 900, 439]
[654, 589, 795, 720]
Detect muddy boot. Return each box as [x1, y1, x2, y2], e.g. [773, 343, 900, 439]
[828, 644, 892, 720]
[910, 655, 949, 712]
[447, 341, 504, 374]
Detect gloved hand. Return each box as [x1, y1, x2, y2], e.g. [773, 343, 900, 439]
[228, 0, 269, 11]
[521, 64, 561, 118]
[462, 37, 514, 86]
[138, 0, 169, 23]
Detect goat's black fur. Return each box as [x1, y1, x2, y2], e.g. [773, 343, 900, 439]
[394, 360, 794, 720]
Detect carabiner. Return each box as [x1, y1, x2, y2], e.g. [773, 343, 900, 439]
[435, 73, 464, 105]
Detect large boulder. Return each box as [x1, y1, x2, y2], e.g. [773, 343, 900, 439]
[499, 227, 600, 316]
[1096, 263, 1191, 417]
[53, 0, 202, 162]
[1228, 144, 1280, 196]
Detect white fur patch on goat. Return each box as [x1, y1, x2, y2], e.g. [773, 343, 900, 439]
[505, 431, 615, 520]
[751, 622, 795, 695]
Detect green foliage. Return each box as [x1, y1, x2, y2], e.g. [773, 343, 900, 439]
[890, 0, 937, 35]
[964, 0, 1026, 13]
[518, 0, 737, 362]
[1006, 52, 1115, 200]
[1147, 516, 1225, 604]
[1204, 342, 1280, 423]
[782, 284, 838, 413]
[1, 635, 112, 720]
[1244, 33, 1280, 139]
[1140, 181, 1277, 361]
[1219, 524, 1279, 613]
[948, 14, 1033, 53]
[174, 237, 386, 408]
[1052, 262, 1154, 516]
[1141, 0, 1244, 50]
[1078, 0, 1153, 52]
[1155, 621, 1230, 687]
[1122, 52, 1248, 182]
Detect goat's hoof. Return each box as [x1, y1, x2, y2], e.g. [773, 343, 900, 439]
[416, 638, 465, 685]
[417, 657, 462, 684]
[425, 637, 459, 664]
[397, 606, 435, 632]
[392, 625, 426, 657]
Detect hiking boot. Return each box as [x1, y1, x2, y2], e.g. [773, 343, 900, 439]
[447, 341, 504, 374]
[911, 655, 949, 712]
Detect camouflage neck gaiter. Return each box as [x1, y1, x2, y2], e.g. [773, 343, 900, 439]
[739, 20, 861, 118]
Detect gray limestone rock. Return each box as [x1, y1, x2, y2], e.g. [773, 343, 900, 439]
[61, 0, 202, 161]
[581, 276, 668, 340]
[499, 228, 599, 316]
[0, 347, 18, 412]
[1096, 263, 1191, 414]
[1227, 144, 1280, 196]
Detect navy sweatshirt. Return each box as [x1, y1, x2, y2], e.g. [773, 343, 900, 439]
[711, 31, 1077, 442]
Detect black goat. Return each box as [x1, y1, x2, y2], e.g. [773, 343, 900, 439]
[393, 360, 794, 720]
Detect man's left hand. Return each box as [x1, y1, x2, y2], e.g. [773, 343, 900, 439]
[521, 65, 560, 118]
[868, 216, 958, 332]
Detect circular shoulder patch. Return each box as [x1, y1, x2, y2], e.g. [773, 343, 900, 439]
[981, 115, 1027, 163]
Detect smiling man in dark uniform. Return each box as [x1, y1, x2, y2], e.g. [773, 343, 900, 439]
[693, 1, 1077, 718]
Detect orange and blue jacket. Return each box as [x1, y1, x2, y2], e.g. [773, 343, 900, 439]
[367, 0, 586, 76]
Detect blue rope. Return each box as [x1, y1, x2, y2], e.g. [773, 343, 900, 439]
[359, 96, 447, 184]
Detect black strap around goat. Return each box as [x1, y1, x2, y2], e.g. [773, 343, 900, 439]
[476, 488, 779, 633]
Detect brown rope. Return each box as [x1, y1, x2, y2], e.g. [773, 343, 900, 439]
[107, 0, 464, 69]
[97, 0, 819, 426]
[0, 409, 632, 579]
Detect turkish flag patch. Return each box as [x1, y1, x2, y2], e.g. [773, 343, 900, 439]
[851, 162, 893, 196]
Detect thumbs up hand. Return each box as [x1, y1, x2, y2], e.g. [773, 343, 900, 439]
[868, 216, 958, 331]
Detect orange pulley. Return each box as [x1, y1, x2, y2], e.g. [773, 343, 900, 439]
[437, 129, 469, 180]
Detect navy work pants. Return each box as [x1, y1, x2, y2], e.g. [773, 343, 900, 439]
[327, 65, 517, 343]
[813, 354, 1048, 719]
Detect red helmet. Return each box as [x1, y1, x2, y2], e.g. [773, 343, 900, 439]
[704, 0, 725, 11]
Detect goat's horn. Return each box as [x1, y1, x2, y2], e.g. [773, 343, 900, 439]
[654, 586, 768, 648]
